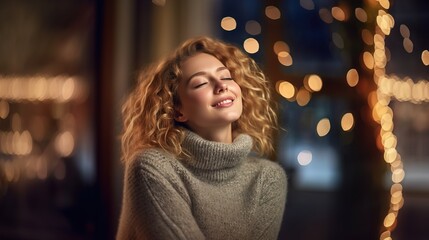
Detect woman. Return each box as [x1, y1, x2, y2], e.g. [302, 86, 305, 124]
[116, 36, 287, 240]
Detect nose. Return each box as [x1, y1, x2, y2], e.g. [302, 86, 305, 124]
[215, 82, 228, 94]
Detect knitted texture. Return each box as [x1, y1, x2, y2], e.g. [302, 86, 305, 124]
[116, 130, 287, 240]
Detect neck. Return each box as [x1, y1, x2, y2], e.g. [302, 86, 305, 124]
[188, 125, 232, 143]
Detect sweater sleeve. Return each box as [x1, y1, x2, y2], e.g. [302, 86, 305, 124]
[254, 162, 287, 240]
[116, 151, 206, 240]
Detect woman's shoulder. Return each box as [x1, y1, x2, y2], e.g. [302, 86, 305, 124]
[245, 157, 287, 180]
[128, 148, 178, 175]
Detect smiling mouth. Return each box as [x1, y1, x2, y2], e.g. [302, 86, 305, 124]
[212, 99, 234, 107]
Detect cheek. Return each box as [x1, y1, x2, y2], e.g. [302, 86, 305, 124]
[232, 82, 242, 97]
[180, 90, 209, 108]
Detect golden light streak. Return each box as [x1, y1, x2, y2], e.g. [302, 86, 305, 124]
[0, 75, 80, 102]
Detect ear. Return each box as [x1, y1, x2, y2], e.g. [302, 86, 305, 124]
[174, 109, 188, 123]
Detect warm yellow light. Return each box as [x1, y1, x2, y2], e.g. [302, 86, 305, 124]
[403, 38, 413, 53]
[399, 24, 410, 38]
[273, 41, 290, 54]
[374, 34, 385, 50]
[307, 74, 323, 92]
[277, 51, 293, 66]
[55, 131, 75, 157]
[317, 118, 331, 137]
[384, 148, 397, 163]
[297, 150, 312, 166]
[245, 20, 261, 35]
[265, 6, 281, 20]
[390, 183, 402, 194]
[361, 29, 374, 45]
[380, 230, 391, 240]
[355, 8, 368, 22]
[319, 8, 333, 23]
[341, 113, 354, 131]
[421, 50, 429, 66]
[383, 134, 397, 149]
[0, 100, 9, 119]
[346, 68, 359, 87]
[363, 51, 375, 69]
[243, 38, 259, 54]
[378, 0, 390, 9]
[331, 6, 346, 21]
[276, 81, 295, 99]
[383, 212, 396, 228]
[221, 17, 237, 31]
[296, 88, 311, 106]
[391, 191, 403, 204]
[376, 12, 394, 35]
[392, 169, 405, 183]
[62, 77, 75, 101]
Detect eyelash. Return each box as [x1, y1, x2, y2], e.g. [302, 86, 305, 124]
[193, 77, 233, 88]
[194, 82, 207, 88]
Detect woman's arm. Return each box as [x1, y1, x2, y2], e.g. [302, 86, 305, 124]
[116, 153, 206, 240]
[253, 162, 287, 240]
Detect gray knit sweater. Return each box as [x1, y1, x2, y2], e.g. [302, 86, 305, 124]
[116, 130, 287, 240]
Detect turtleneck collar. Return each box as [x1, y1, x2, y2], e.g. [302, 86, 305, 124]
[181, 129, 253, 182]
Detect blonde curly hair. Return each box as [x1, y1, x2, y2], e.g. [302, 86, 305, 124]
[121, 36, 278, 163]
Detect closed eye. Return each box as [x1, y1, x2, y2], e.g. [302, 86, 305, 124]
[194, 82, 207, 88]
[221, 77, 233, 80]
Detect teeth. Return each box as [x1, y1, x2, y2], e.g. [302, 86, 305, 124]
[216, 99, 232, 106]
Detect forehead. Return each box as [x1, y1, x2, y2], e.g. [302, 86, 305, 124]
[180, 53, 226, 76]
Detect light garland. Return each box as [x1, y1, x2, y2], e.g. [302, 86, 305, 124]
[373, 0, 428, 238]
[219, 2, 428, 238]
[0, 75, 83, 185]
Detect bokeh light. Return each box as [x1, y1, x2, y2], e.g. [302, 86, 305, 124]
[221, 16, 237, 31]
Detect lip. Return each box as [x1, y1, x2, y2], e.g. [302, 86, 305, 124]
[211, 97, 235, 107]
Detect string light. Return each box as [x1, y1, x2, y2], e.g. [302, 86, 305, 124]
[243, 38, 259, 54]
[219, 4, 427, 238]
[0, 75, 85, 187]
[372, 0, 429, 237]
[0, 75, 83, 102]
[221, 16, 237, 31]
[265, 6, 281, 20]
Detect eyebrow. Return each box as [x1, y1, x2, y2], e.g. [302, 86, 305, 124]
[185, 66, 229, 84]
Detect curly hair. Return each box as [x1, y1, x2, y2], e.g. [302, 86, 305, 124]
[121, 36, 278, 163]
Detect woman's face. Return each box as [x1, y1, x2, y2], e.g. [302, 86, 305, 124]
[176, 53, 242, 134]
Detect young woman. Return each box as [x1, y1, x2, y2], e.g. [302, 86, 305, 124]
[116, 36, 287, 240]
